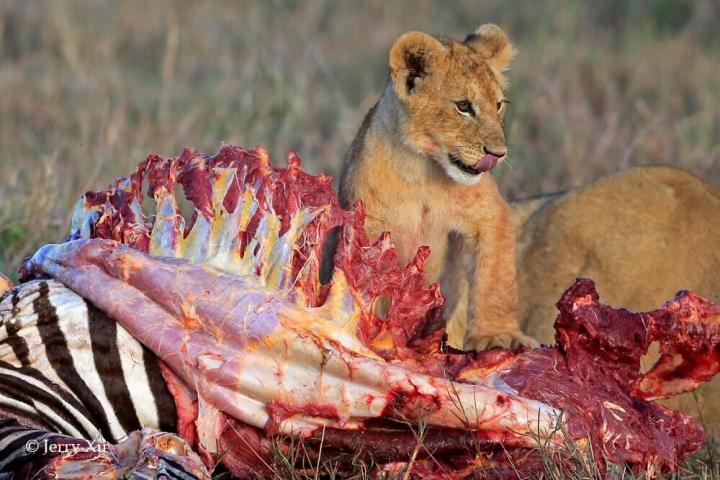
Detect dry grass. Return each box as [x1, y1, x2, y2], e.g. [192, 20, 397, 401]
[1, 2, 719, 477]
[1, 0, 719, 279]
[213, 419, 719, 480]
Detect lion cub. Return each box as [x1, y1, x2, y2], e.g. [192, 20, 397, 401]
[339, 25, 536, 350]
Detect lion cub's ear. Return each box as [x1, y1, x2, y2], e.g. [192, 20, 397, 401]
[465, 24, 516, 77]
[389, 31, 445, 100]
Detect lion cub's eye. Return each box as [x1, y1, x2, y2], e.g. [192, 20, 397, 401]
[455, 100, 475, 117]
[497, 99, 510, 114]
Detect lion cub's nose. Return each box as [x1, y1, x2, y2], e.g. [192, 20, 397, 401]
[483, 145, 507, 158]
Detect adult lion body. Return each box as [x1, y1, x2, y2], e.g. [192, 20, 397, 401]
[513, 166, 720, 429]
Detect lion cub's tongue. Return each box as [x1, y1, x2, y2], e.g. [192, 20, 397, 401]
[474, 154, 499, 173]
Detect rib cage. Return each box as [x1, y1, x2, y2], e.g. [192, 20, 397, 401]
[64, 145, 449, 359]
[69, 147, 344, 307]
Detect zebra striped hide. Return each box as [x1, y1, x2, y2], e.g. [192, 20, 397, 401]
[0, 280, 210, 479]
[0, 279, 175, 442]
[4, 145, 720, 479]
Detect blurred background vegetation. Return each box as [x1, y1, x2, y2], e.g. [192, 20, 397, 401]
[1, 0, 719, 279]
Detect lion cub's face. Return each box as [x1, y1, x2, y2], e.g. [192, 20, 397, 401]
[389, 24, 515, 185]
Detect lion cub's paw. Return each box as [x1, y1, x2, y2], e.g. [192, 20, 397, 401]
[465, 331, 539, 352]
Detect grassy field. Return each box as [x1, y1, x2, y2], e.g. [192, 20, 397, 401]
[1, 2, 719, 477]
[1, 0, 719, 279]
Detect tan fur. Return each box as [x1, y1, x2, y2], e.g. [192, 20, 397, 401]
[339, 25, 534, 350]
[512, 166, 720, 429]
[0, 273, 12, 298]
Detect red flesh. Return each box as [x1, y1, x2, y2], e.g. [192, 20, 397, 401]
[20, 145, 720, 478]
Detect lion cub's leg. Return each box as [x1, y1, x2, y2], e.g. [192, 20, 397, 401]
[462, 196, 538, 351]
[441, 233, 471, 348]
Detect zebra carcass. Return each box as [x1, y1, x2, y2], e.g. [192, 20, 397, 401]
[2, 145, 720, 478]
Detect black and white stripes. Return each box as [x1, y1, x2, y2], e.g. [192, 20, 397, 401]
[0, 417, 69, 479]
[0, 280, 176, 443]
[0, 418, 206, 480]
